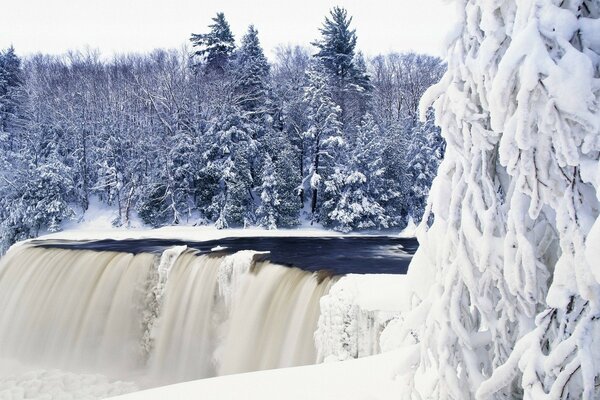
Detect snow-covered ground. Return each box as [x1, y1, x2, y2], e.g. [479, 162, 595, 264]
[31, 199, 415, 244]
[110, 349, 407, 400]
[35, 225, 345, 243]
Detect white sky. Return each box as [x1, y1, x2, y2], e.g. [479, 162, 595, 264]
[0, 0, 457, 60]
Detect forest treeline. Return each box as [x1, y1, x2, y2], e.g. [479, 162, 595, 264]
[0, 7, 445, 250]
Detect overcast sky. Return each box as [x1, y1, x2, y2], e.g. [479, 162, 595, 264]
[1, 0, 457, 60]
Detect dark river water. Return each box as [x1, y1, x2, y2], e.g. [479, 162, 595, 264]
[32, 236, 418, 275]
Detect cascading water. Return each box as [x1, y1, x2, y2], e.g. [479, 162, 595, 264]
[0, 242, 336, 395]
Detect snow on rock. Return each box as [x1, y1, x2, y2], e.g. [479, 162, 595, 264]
[315, 274, 409, 362]
[0, 368, 137, 400]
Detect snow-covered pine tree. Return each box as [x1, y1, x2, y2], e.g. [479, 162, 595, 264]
[271, 45, 311, 208]
[201, 105, 257, 228]
[312, 6, 357, 87]
[0, 47, 24, 150]
[302, 60, 344, 224]
[322, 113, 388, 232]
[0, 137, 74, 252]
[256, 130, 301, 229]
[233, 25, 271, 119]
[312, 7, 367, 130]
[190, 12, 236, 74]
[398, 0, 600, 399]
[406, 109, 443, 223]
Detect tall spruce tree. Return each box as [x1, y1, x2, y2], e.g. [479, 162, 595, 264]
[190, 12, 235, 73]
[233, 25, 271, 118]
[312, 7, 357, 87]
[256, 130, 301, 229]
[302, 60, 344, 223]
[201, 105, 257, 228]
[0, 47, 24, 149]
[322, 114, 388, 232]
[406, 109, 443, 223]
[312, 7, 367, 129]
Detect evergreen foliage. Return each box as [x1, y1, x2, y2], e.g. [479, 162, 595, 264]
[190, 12, 236, 73]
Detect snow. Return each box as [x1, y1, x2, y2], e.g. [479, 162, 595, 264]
[315, 273, 409, 362]
[0, 362, 137, 400]
[61, 197, 144, 232]
[110, 349, 406, 400]
[33, 226, 348, 244]
[397, 218, 417, 238]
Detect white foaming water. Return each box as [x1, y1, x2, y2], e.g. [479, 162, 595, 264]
[0, 243, 336, 398]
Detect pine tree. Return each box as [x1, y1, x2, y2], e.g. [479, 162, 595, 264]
[233, 25, 271, 117]
[312, 7, 369, 129]
[312, 7, 357, 87]
[397, 1, 600, 399]
[301, 61, 344, 223]
[190, 12, 236, 74]
[406, 109, 443, 223]
[322, 114, 388, 232]
[201, 105, 257, 228]
[0, 47, 25, 150]
[256, 131, 301, 229]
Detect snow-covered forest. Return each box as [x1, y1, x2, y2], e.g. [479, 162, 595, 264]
[0, 8, 444, 252]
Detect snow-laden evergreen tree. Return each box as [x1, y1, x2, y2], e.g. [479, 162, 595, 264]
[190, 12, 235, 73]
[271, 45, 311, 207]
[137, 130, 198, 227]
[312, 7, 369, 130]
[256, 131, 301, 229]
[301, 60, 344, 223]
[0, 138, 74, 252]
[201, 105, 257, 228]
[233, 25, 271, 118]
[397, 0, 600, 399]
[406, 109, 443, 223]
[0, 47, 24, 150]
[322, 114, 388, 232]
[312, 6, 357, 87]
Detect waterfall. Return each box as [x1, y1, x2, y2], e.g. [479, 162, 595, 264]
[0, 242, 336, 388]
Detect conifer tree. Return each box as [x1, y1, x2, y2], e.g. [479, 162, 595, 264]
[256, 131, 301, 229]
[312, 7, 357, 87]
[233, 25, 271, 117]
[190, 12, 235, 73]
[201, 105, 257, 228]
[322, 114, 388, 232]
[302, 61, 344, 223]
[0, 47, 25, 149]
[398, 1, 600, 399]
[312, 7, 369, 129]
[406, 109, 443, 223]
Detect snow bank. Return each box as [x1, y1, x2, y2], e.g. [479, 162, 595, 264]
[33, 225, 347, 244]
[110, 349, 406, 400]
[315, 274, 409, 362]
